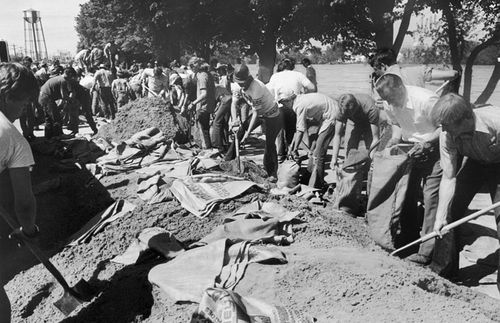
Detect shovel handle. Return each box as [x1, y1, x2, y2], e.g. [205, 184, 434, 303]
[390, 200, 500, 256]
[0, 205, 74, 293]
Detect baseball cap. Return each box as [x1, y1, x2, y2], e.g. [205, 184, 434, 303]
[233, 64, 250, 83]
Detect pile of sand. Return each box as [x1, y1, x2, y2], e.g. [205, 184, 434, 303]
[97, 97, 188, 143]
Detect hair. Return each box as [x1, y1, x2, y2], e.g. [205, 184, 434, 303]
[302, 58, 311, 66]
[338, 93, 357, 116]
[0, 63, 40, 104]
[276, 61, 285, 72]
[369, 48, 397, 70]
[431, 93, 473, 127]
[283, 58, 295, 71]
[209, 58, 218, 67]
[154, 67, 163, 77]
[63, 67, 77, 79]
[375, 73, 406, 106]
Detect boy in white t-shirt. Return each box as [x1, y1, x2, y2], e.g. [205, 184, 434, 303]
[0, 62, 40, 323]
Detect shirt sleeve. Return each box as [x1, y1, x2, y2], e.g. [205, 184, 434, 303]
[366, 106, 380, 124]
[439, 131, 458, 178]
[7, 134, 35, 169]
[197, 73, 208, 91]
[295, 106, 307, 132]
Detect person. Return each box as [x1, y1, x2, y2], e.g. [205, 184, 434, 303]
[267, 58, 316, 162]
[48, 59, 64, 77]
[103, 41, 119, 68]
[212, 84, 232, 153]
[226, 64, 282, 178]
[38, 67, 78, 138]
[330, 93, 381, 216]
[67, 83, 98, 136]
[111, 70, 131, 108]
[301, 58, 317, 92]
[19, 57, 36, 140]
[186, 58, 216, 149]
[0, 62, 40, 323]
[169, 73, 188, 113]
[90, 46, 105, 69]
[74, 49, 91, 71]
[93, 64, 116, 120]
[209, 58, 220, 84]
[430, 93, 500, 286]
[375, 73, 441, 265]
[369, 48, 458, 89]
[283, 91, 339, 189]
[141, 66, 169, 99]
[129, 64, 144, 100]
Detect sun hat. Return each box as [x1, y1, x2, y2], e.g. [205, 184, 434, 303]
[233, 64, 250, 83]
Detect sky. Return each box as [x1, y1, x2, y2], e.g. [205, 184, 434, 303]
[0, 0, 87, 57]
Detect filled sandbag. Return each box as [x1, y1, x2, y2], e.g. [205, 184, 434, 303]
[277, 160, 300, 189]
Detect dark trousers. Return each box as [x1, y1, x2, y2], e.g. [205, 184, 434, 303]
[307, 122, 335, 189]
[225, 110, 283, 177]
[39, 95, 63, 138]
[276, 106, 296, 158]
[19, 103, 36, 137]
[92, 90, 102, 116]
[196, 109, 212, 149]
[431, 159, 500, 292]
[99, 87, 116, 119]
[212, 95, 231, 151]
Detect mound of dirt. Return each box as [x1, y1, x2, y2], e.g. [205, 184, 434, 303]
[5, 152, 500, 322]
[97, 97, 188, 143]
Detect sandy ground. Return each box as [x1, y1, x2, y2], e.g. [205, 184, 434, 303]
[3, 120, 500, 322]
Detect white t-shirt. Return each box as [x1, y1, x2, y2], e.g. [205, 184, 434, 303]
[0, 112, 34, 174]
[384, 86, 438, 143]
[232, 79, 278, 118]
[266, 70, 315, 100]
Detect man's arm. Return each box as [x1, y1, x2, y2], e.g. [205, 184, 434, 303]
[242, 109, 258, 143]
[290, 130, 305, 154]
[369, 124, 380, 157]
[330, 120, 345, 168]
[433, 134, 459, 237]
[301, 75, 316, 93]
[9, 167, 37, 235]
[431, 69, 458, 81]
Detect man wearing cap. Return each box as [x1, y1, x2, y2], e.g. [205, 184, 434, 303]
[283, 92, 340, 189]
[226, 63, 282, 178]
[93, 64, 116, 120]
[187, 57, 216, 149]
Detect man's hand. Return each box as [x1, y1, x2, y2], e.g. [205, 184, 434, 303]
[230, 119, 241, 131]
[408, 142, 434, 161]
[241, 132, 249, 145]
[433, 219, 448, 238]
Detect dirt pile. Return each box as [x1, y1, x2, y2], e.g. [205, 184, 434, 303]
[5, 150, 500, 322]
[97, 97, 187, 143]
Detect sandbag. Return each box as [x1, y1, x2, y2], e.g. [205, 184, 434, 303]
[277, 160, 300, 189]
[366, 150, 413, 250]
[192, 288, 315, 323]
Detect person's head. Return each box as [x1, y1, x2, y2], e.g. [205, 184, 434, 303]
[209, 58, 218, 69]
[63, 67, 78, 81]
[301, 57, 311, 67]
[338, 93, 360, 118]
[153, 66, 163, 77]
[370, 47, 397, 76]
[188, 57, 205, 73]
[431, 93, 474, 138]
[277, 89, 296, 109]
[232, 64, 253, 90]
[0, 63, 39, 121]
[276, 61, 285, 73]
[216, 63, 227, 75]
[53, 59, 60, 66]
[22, 56, 33, 68]
[283, 58, 295, 71]
[375, 73, 406, 108]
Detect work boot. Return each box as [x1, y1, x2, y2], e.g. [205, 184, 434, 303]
[406, 253, 431, 265]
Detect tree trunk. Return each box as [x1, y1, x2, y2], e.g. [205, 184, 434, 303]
[441, 1, 462, 94]
[475, 58, 500, 105]
[367, 0, 395, 49]
[463, 39, 498, 101]
[392, 0, 416, 55]
[256, 33, 277, 84]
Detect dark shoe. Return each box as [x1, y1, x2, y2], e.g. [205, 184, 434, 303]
[406, 253, 431, 265]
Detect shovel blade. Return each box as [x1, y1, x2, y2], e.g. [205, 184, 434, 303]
[53, 279, 95, 316]
[54, 290, 84, 316]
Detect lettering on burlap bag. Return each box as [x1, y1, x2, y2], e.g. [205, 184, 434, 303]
[366, 150, 414, 250]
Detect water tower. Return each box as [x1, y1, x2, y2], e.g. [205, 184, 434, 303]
[23, 9, 48, 61]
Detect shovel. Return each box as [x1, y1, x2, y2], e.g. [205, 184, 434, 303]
[233, 129, 243, 174]
[390, 200, 500, 256]
[0, 205, 95, 316]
